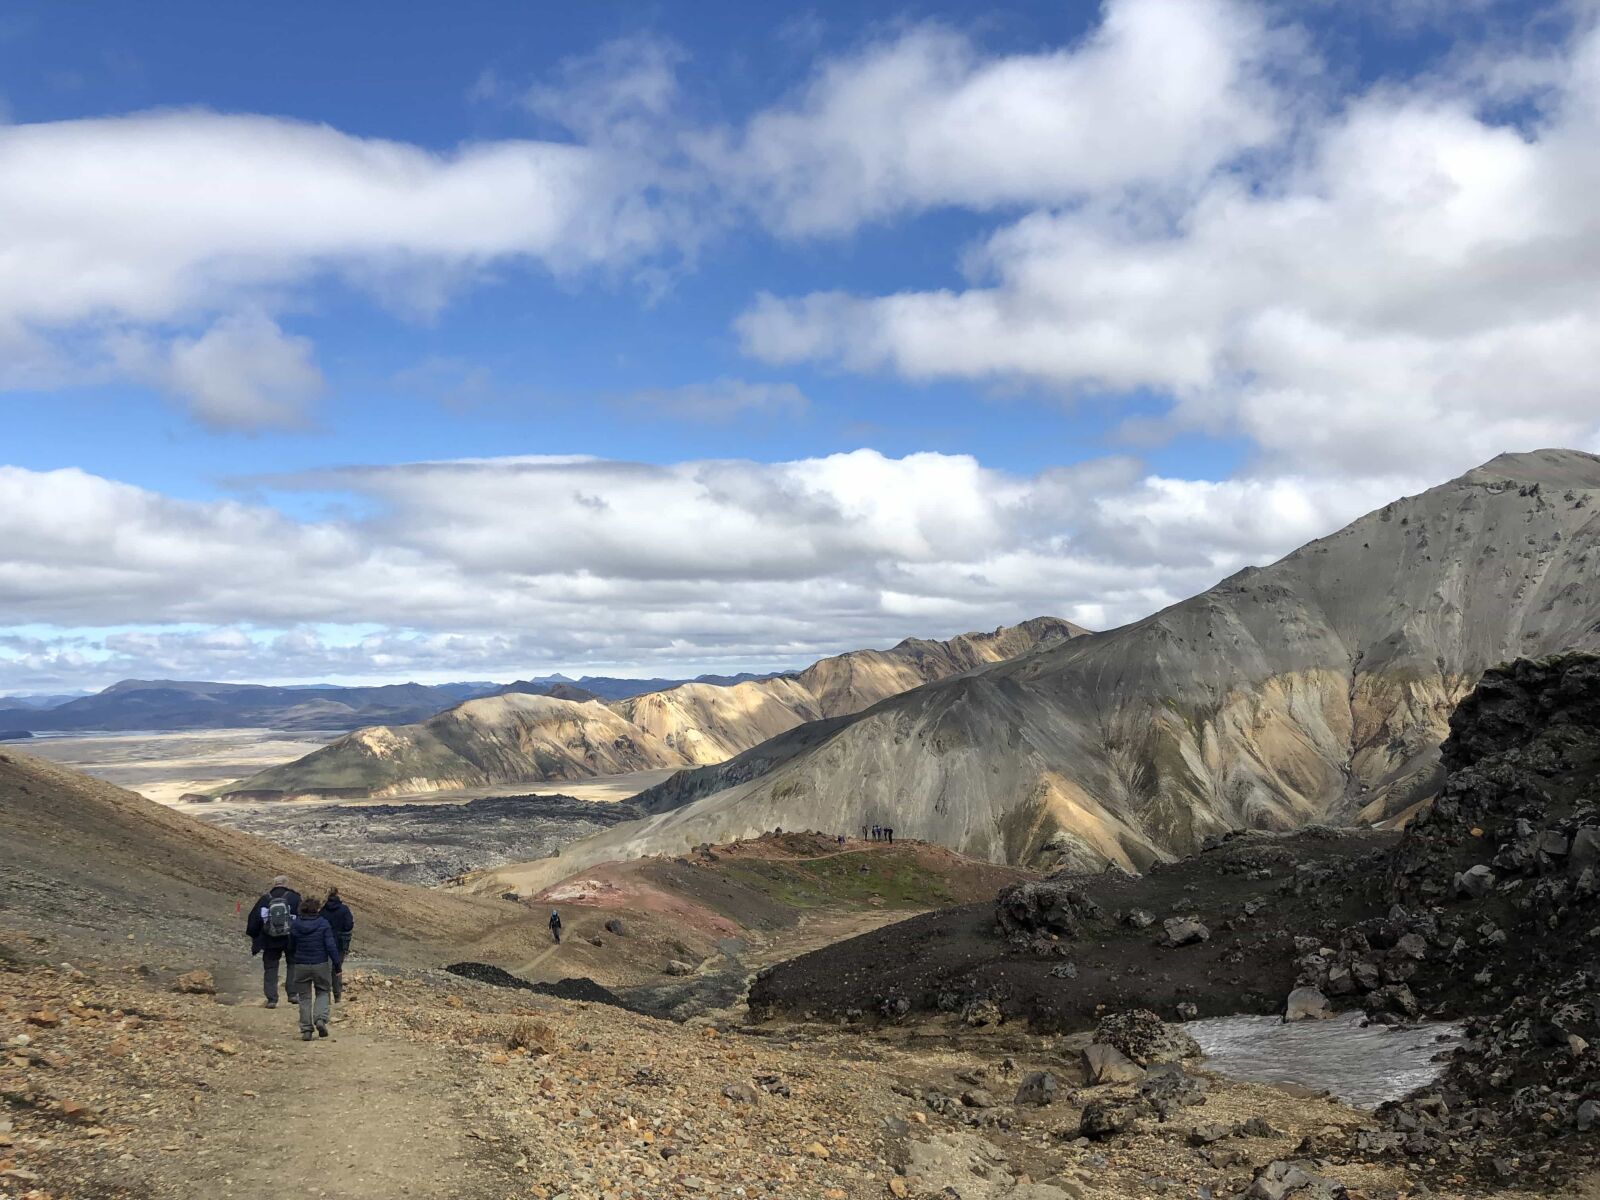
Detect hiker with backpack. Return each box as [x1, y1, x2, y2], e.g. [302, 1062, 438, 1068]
[549, 909, 562, 944]
[288, 897, 342, 1040]
[246, 875, 302, 1008]
[322, 888, 354, 1001]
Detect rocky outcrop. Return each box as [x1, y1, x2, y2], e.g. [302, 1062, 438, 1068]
[1322, 654, 1600, 1183]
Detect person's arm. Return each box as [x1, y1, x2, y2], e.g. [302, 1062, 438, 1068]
[246, 900, 263, 939]
[325, 924, 342, 971]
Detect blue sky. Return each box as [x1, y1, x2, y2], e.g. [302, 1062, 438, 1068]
[2, 0, 1597, 691]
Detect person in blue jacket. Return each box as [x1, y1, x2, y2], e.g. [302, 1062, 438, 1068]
[322, 888, 355, 956]
[322, 889, 355, 1000]
[287, 896, 342, 1041]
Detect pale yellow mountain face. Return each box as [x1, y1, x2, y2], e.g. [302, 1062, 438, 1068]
[530, 449, 1600, 880]
[227, 617, 1084, 799]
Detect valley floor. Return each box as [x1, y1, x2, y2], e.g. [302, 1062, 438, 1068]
[0, 930, 1581, 1200]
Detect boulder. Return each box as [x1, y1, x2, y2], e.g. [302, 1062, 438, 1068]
[1569, 828, 1600, 873]
[1283, 987, 1330, 1022]
[1138, 1063, 1207, 1118]
[1363, 983, 1420, 1020]
[994, 881, 1103, 938]
[1082, 1043, 1146, 1084]
[1013, 1071, 1058, 1107]
[1161, 917, 1210, 947]
[663, 960, 696, 976]
[1453, 864, 1496, 899]
[603, 918, 626, 936]
[1079, 1098, 1140, 1139]
[1094, 1009, 1201, 1066]
[722, 1082, 759, 1104]
[172, 969, 217, 995]
[1391, 932, 1428, 960]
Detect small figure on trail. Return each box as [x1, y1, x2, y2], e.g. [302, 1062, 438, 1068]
[288, 897, 342, 1041]
[246, 874, 302, 1008]
[870, 824, 879, 841]
[549, 909, 563, 944]
[887, 827, 894, 844]
[323, 888, 355, 1001]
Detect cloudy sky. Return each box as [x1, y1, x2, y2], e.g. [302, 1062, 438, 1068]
[2, 0, 1598, 692]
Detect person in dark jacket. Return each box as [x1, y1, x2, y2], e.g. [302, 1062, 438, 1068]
[288, 897, 342, 1040]
[245, 875, 302, 1008]
[549, 909, 562, 944]
[322, 889, 355, 1001]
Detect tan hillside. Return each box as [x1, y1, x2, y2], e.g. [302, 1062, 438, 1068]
[226, 617, 1084, 800]
[519, 449, 1600, 881]
[0, 744, 538, 961]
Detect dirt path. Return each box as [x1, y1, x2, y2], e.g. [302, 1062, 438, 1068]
[161, 987, 517, 1200]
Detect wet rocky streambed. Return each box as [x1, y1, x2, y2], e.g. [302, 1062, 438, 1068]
[1187, 1012, 1461, 1109]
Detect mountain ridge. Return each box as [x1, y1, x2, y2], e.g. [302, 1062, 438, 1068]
[225, 616, 1085, 800]
[524, 449, 1600, 880]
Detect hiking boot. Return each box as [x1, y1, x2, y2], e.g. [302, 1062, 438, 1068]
[265, 1000, 277, 1009]
[316, 1023, 329, 1038]
[301, 1030, 314, 1041]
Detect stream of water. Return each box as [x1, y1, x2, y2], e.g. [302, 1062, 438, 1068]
[1186, 1012, 1462, 1109]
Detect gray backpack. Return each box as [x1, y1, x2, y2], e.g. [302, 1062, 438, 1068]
[265, 895, 294, 940]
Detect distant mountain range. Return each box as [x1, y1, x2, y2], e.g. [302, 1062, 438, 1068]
[223, 618, 1085, 799]
[0, 671, 792, 735]
[527, 449, 1600, 879]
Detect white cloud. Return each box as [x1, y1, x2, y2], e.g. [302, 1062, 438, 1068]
[696, 0, 1295, 235]
[113, 313, 324, 431]
[736, 11, 1600, 481]
[0, 451, 1430, 690]
[0, 106, 684, 426]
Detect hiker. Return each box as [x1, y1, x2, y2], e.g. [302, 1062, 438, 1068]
[246, 875, 302, 1008]
[887, 827, 894, 844]
[288, 896, 342, 1040]
[549, 909, 563, 944]
[323, 888, 355, 1000]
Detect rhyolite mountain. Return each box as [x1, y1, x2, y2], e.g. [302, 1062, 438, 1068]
[226, 617, 1083, 799]
[533, 449, 1600, 878]
[0, 672, 799, 735]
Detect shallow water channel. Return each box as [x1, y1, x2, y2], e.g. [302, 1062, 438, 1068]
[1186, 1012, 1462, 1109]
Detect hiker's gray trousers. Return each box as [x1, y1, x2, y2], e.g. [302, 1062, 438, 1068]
[291, 963, 334, 1032]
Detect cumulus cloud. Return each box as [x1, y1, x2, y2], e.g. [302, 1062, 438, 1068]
[0, 106, 684, 426]
[0, 451, 1429, 690]
[111, 313, 324, 431]
[736, 9, 1600, 480]
[696, 0, 1294, 235]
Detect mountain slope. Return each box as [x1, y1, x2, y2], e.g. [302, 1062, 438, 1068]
[532, 449, 1600, 877]
[227, 618, 1083, 800]
[0, 745, 535, 960]
[0, 678, 510, 733]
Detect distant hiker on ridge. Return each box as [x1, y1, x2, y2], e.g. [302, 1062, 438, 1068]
[887, 827, 894, 844]
[245, 874, 302, 1008]
[323, 888, 355, 1000]
[549, 909, 563, 945]
[288, 896, 342, 1041]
